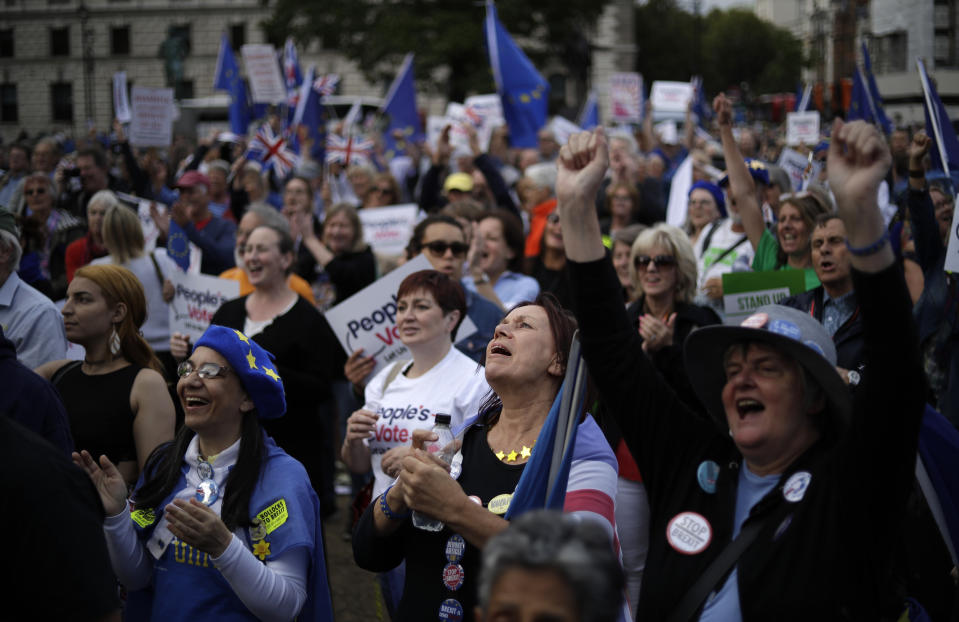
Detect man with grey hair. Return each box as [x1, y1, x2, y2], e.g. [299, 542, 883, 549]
[0, 207, 67, 368]
[476, 510, 625, 622]
[519, 161, 557, 260]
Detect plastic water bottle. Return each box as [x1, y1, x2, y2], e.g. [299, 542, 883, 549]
[412, 414, 455, 532]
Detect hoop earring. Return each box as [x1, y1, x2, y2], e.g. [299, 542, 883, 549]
[110, 327, 121, 356]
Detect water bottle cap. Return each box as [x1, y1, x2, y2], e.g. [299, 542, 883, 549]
[434, 414, 452, 425]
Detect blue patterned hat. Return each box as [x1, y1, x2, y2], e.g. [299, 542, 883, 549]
[718, 158, 770, 188]
[194, 325, 286, 419]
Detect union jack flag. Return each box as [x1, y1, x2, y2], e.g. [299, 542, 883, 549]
[247, 125, 299, 179]
[313, 74, 340, 98]
[325, 133, 373, 167]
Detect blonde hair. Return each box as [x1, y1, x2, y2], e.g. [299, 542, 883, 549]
[102, 204, 145, 264]
[73, 264, 164, 375]
[629, 223, 698, 303]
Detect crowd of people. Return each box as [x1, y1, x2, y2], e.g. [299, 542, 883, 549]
[0, 84, 957, 621]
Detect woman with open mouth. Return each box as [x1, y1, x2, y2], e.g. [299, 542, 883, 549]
[74, 325, 334, 621]
[352, 292, 620, 622]
[557, 122, 925, 619]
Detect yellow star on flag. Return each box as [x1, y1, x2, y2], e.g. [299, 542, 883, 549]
[507, 450, 518, 462]
[252, 540, 271, 560]
[246, 350, 258, 370]
[233, 330, 250, 344]
[263, 367, 280, 382]
[495, 451, 506, 461]
[520, 445, 532, 459]
[520, 94, 531, 104]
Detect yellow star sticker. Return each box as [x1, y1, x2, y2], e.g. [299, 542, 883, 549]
[233, 330, 250, 344]
[520, 445, 532, 459]
[495, 451, 506, 461]
[507, 450, 518, 462]
[246, 350, 258, 370]
[252, 540, 271, 561]
[263, 367, 280, 382]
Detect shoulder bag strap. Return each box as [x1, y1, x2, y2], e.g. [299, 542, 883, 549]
[709, 235, 749, 268]
[50, 360, 83, 388]
[148, 251, 166, 288]
[665, 517, 767, 622]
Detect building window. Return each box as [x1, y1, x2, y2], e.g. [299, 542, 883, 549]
[111, 26, 130, 55]
[873, 31, 907, 74]
[230, 24, 246, 51]
[0, 84, 17, 123]
[0, 29, 12, 57]
[51, 82, 73, 122]
[51, 26, 70, 57]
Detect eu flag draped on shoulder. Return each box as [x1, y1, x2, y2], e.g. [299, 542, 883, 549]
[917, 57, 959, 185]
[213, 33, 251, 136]
[483, 0, 549, 148]
[381, 53, 424, 159]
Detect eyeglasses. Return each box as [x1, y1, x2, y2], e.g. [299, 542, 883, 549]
[373, 186, 394, 195]
[423, 240, 469, 257]
[24, 188, 47, 196]
[633, 254, 677, 269]
[547, 212, 560, 224]
[177, 360, 232, 380]
[933, 199, 954, 210]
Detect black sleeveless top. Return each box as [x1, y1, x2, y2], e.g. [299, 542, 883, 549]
[54, 362, 142, 465]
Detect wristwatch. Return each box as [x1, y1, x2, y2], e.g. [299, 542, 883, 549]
[473, 272, 491, 286]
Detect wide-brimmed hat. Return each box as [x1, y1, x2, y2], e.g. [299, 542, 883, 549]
[684, 304, 851, 430]
[193, 325, 286, 419]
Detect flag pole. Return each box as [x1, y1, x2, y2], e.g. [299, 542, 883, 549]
[546, 331, 586, 499]
[917, 57, 951, 172]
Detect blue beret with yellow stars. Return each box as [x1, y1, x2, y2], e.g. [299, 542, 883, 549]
[194, 325, 286, 419]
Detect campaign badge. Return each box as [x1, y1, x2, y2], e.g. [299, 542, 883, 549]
[696, 460, 719, 494]
[438, 598, 464, 621]
[249, 519, 267, 542]
[442, 562, 465, 591]
[782, 471, 812, 503]
[666, 511, 712, 555]
[768, 319, 801, 341]
[445, 534, 466, 562]
[487, 493, 512, 515]
[195, 479, 220, 505]
[196, 460, 213, 480]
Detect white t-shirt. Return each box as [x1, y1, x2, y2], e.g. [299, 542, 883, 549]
[695, 219, 755, 290]
[362, 346, 490, 498]
[93, 250, 176, 352]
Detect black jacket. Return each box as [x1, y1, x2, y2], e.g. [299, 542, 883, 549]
[781, 286, 864, 376]
[569, 254, 924, 621]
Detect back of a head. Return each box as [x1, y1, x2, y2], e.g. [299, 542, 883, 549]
[102, 204, 145, 264]
[478, 510, 624, 622]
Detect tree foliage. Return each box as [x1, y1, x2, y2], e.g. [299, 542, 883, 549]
[635, 0, 805, 98]
[264, 0, 610, 104]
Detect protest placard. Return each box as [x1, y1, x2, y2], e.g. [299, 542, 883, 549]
[241, 44, 287, 104]
[609, 72, 643, 123]
[325, 255, 476, 378]
[113, 72, 131, 123]
[445, 102, 477, 153]
[464, 94, 505, 149]
[167, 271, 239, 342]
[650, 81, 693, 113]
[129, 86, 174, 147]
[722, 270, 806, 325]
[358, 204, 421, 256]
[777, 148, 822, 192]
[786, 111, 821, 146]
[666, 156, 693, 227]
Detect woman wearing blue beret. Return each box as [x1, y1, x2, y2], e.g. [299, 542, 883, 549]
[74, 325, 333, 621]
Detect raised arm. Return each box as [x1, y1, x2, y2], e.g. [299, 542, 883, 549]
[555, 129, 610, 262]
[714, 94, 764, 250]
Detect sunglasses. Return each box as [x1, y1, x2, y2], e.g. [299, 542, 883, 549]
[177, 360, 232, 380]
[373, 186, 394, 195]
[634, 254, 677, 269]
[24, 188, 47, 196]
[423, 240, 469, 257]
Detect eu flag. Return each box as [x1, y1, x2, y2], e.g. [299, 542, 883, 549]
[918, 57, 959, 180]
[484, 0, 549, 148]
[847, 68, 870, 123]
[213, 33, 251, 136]
[292, 65, 328, 162]
[167, 219, 191, 271]
[578, 91, 599, 130]
[381, 53, 423, 158]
